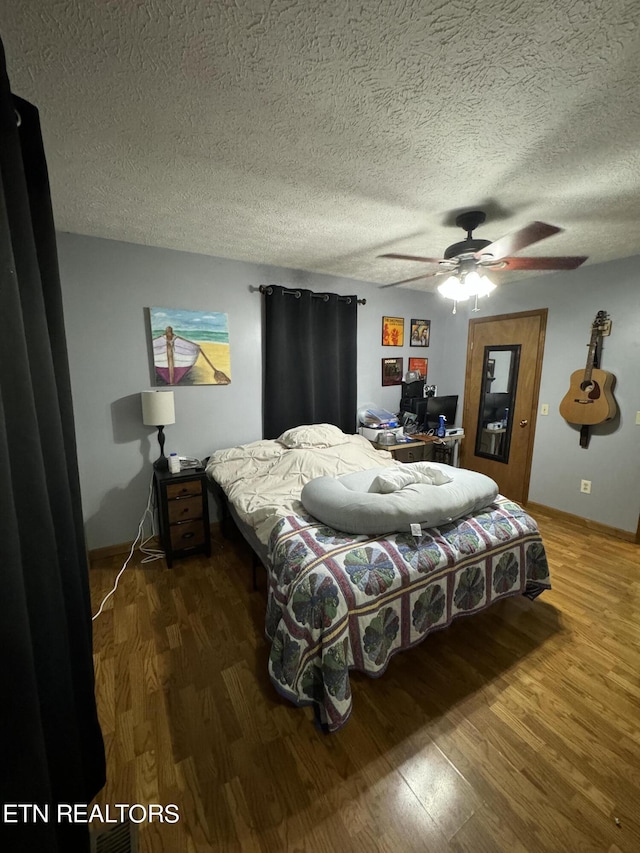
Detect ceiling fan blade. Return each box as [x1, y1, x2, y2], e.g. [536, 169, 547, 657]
[378, 253, 444, 264]
[475, 221, 562, 262]
[488, 255, 588, 271]
[379, 270, 440, 288]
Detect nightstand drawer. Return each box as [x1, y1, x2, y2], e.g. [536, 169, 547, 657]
[167, 480, 202, 500]
[167, 495, 202, 524]
[170, 520, 206, 551]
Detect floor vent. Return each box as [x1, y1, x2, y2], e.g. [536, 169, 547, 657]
[90, 820, 138, 853]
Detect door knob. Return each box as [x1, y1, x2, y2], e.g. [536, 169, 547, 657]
[519, 419, 528, 427]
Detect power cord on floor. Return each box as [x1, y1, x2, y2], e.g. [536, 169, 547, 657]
[92, 474, 165, 621]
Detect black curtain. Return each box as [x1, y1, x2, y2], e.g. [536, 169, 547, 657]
[263, 285, 358, 438]
[0, 40, 105, 851]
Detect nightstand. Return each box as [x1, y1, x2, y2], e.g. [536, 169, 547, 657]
[154, 468, 211, 567]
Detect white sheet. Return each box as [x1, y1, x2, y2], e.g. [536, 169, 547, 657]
[206, 433, 396, 545]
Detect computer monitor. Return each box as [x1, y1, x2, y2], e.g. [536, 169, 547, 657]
[420, 394, 458, 433]
[481, 392, 510, 426]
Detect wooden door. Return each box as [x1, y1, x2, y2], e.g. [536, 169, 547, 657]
[460, 309, 547, 504]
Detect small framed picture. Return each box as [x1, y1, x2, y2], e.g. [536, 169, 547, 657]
[409, 357, 428, 378]
[410, 319, 430, 347]
[382, 357, 403, 386]
[382, 316, 404, 346]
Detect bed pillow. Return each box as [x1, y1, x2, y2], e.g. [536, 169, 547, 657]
[278, 423, 347, 449]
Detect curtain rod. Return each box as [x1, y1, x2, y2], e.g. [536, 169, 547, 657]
[258, 285, 366, 305]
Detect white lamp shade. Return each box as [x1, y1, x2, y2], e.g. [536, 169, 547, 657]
[141, 390, 175, 426]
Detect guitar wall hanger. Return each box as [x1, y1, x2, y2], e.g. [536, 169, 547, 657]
[559, 310, 617, 448]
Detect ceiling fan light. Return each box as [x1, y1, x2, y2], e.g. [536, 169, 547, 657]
[464, 270, 482, 295]
[437, 274, 469, 301]
[475, 273, 497, 297]
[476, 275, 496, 296]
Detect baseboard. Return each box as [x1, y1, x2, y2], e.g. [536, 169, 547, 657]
[89, 523, 221, 567]
[88, 540, 148, 564]
[525, 501, 638, 543]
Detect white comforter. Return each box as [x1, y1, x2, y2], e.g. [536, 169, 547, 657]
[206, 433, 396, 545]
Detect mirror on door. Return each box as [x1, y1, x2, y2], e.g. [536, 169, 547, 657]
[475, 345, 521, 463]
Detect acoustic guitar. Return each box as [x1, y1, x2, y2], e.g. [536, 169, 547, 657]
[559, 311, 617, 425]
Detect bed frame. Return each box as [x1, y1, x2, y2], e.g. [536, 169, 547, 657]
[207, 477, 266, 589]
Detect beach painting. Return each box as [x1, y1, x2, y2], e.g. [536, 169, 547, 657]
[149, 307, 231, 386]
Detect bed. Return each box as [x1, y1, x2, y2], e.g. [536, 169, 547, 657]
[206, 424, 551, 731]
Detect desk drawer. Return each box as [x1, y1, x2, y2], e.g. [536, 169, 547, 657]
[170, 520, 205, 551]
[167, 495, 202, 524]
[392, 445, 424, 463]
[421, 443, 435, 462]
[167, 480, 202, 500]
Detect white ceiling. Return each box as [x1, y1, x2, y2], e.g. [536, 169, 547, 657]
[1, 0, 640, 290]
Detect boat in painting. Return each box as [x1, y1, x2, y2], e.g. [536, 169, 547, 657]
[153, 329, 200, 384]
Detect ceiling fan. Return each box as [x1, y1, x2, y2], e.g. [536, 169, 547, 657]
[379, 211, 588, 307]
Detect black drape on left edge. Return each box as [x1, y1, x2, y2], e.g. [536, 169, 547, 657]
[0, 40, 105, 852]
[263, 285, 358, 438]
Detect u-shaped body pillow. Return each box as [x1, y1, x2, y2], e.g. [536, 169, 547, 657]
[301, 462, 499, 534]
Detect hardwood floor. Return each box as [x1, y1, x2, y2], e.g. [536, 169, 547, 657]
[89, 512, 640, 852]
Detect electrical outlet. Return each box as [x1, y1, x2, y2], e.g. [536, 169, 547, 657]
[540, 403, 549, 415]
[636, 411, 640, 425]
[580, 479, 591, 494]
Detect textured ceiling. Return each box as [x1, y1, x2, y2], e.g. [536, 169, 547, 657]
[1, 0, 640, 290]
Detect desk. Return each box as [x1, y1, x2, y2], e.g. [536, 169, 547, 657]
[371, 440, 425, 463]
[482, 427, 506, 456]
[412, 432, 465, 467]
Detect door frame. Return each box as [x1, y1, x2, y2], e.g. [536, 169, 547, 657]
[460, 308, 547, 504]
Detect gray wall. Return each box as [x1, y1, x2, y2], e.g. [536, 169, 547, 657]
[57, 232, 446, 549]
[58, 233, 639, 548]
[436, 255, 640, 534]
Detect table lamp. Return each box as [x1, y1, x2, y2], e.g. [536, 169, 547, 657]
[141, 390, 175, 470]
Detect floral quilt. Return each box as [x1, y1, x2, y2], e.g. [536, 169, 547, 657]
[265, 498, 551, 731]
